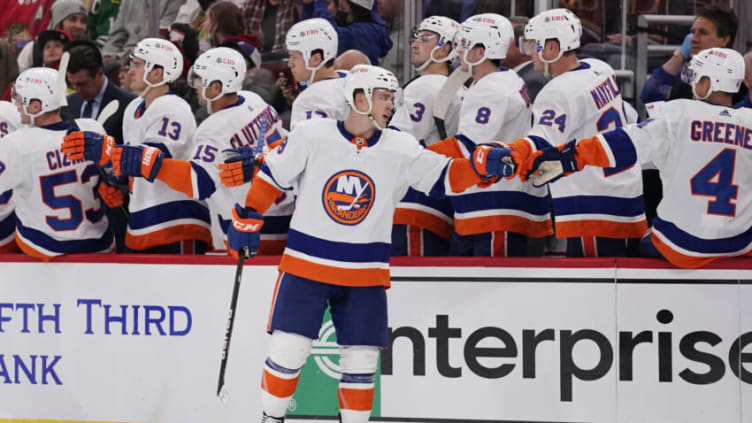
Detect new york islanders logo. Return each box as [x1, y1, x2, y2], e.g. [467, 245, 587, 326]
[322, 170, 375, 225]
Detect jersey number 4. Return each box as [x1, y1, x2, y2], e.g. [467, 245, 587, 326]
[40, 165, 103, 231]
[690, 148, 738, 217]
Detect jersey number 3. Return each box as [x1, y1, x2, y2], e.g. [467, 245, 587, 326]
[690, 148, 738, 217]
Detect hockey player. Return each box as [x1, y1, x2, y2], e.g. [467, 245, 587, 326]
[221, 64, 514, 423]
[523, 47, 750, 268]
[0, 67, 113, 260]
[429, 13, 552, 257]
[389, 15, 461, 256]
[0, 101, 22, 252]
[65, 38, 211, 254]
[285, 18, 350, 129]
[508, 8, 647, 257]
[91, 47, 288, 253]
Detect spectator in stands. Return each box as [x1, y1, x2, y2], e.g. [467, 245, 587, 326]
[17, 0, 88, 73]
[33, 29, 72, 69]
[101, 0, 182, 60]
[334, 49, 370, 71]
[63, 41, 135, 253]
[302, 0, 393, 65]
[64, 41, 135, 145]
[502, 16, 548, 102]
[204, 1, 255, 48]
[88, 0, 122, 47]
[242, 0, 299, 58]
[640, 5, 743, 104]
[0, 41, 19, 101]
[118, 49, 133, 92]
[735, 51, 752, 108]
[221, 34, 287, 113]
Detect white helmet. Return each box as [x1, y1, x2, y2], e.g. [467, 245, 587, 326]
[524, 8, 581, 59]
[133, 38, 184, 86]
[455, 14, 513, 72]
[413, 15, 460, 71]
[285, 18, 338, 84]
[13, 67, 64, 123]
[344, 64, 399, 128]
[688, 47, 744, 100]
[191, 47, 246, 114]
[0, 101, 21, 136]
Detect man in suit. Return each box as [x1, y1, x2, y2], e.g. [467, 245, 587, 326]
[63, 40, 135, 145]
[62, 40, 136, 253]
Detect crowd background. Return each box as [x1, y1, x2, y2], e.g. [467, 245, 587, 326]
[0, 0, 750, 259]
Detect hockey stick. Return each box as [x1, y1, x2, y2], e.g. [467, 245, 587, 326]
[337, 187, 366, 211]
[96, 99, 119, 126]
[217, 248, 248, 404]
[432, 67, 470, 139]
[217, 122, 268, 403]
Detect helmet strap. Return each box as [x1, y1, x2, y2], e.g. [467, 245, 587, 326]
[202, 85, 223, 114]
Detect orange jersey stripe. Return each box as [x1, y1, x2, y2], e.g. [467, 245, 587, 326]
[338, 387, 375, 411]
[246, 177, 284, 214]
[455, 215, 553, 238]
[279, 254, 391, 288]
[651, 234, 720, 269]
[555, 219, 648, 239]
[408, 226, 421, 256]
[156, 159, 194, 198]
[126, 225, 212, 252]
[428, 137, 464, 158]
[448, 159, 484, 193]
[577, 135, 612, 168]
[393, 209, 452, 239]
[14, 235, 54, 262]
[261, 370, 299, 398]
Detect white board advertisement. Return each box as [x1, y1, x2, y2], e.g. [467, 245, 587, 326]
[0, 259, 749, 423]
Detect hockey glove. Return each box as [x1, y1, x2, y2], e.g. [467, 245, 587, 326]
[471, 143, 517, 180]
[218, 147, 260, 187]
[526, 139, 581, 187]
[111, 145, 164, 182]
[97, 183, 124, 208]
[227, 203, 263, 259]
[62, 131, 116, 166]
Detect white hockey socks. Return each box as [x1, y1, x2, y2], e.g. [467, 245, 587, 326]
[261, 331, 312, 418]
[337, 346, 380, 423]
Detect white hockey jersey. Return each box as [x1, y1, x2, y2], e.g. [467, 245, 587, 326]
[189, 92, 289, 251]
[442, 70, 552, 237]
[253, 119, 460, 287]
[289, 76, 349, 131]
[0, 119, 113, 260]
[526, 58, 647, 239]
[598, 100, 752, 267]
[391, 74, 461, 241]
[0, 106, 21, 252]
[121, 94, 210, 251]
[390, 74, 461, 146]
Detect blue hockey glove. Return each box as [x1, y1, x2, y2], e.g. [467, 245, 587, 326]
[526, 139, 581, 187]
[62, 131, 116, 166]
[111, 145, 164, 182]
[227, 204, 263, 259]
[219, 147, 259, 187]
[471, 143, 517, 179]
